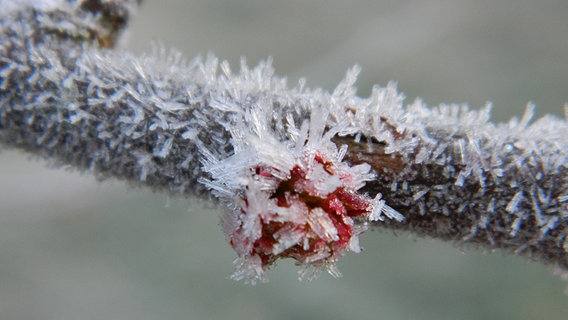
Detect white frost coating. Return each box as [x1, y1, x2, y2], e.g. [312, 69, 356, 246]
[230, 255, 267, 285]
[506, 191, 524, 214]
[0, 0, 67, 16]
[412, 189, 429, 201]
[541, 216, 559, 238]
[307, 208, 340, 242]
[369, 194, 386, 221]
[1, 0, 567, 282]
[369, 193, 404, 222]
[382, 204, 405, 221]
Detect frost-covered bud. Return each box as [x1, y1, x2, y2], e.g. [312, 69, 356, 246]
[201, 106, 403, 283]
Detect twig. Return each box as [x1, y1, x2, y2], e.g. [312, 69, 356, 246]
[1, 0, 566, 283]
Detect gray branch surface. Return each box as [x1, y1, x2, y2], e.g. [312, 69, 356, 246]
[1, 0, 567, 280]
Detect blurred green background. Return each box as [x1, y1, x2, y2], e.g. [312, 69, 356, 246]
[1, 0, 568, 319]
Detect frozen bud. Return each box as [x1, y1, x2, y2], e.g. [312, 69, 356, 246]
[198, 102, 406, 283]
[218, 147, 402, 282]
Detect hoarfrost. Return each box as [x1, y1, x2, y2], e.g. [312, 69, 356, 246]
[412, 189, 428, 201]
[1, 0, 567, 282]
[506, 191, 524, 214]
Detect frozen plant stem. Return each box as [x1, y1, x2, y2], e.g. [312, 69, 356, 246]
[1, 0, 567, 283]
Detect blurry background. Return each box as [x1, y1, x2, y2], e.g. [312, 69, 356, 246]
[1, 0, 568, 319]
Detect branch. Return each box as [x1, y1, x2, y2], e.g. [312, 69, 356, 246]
[1, 0, 567, 283]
